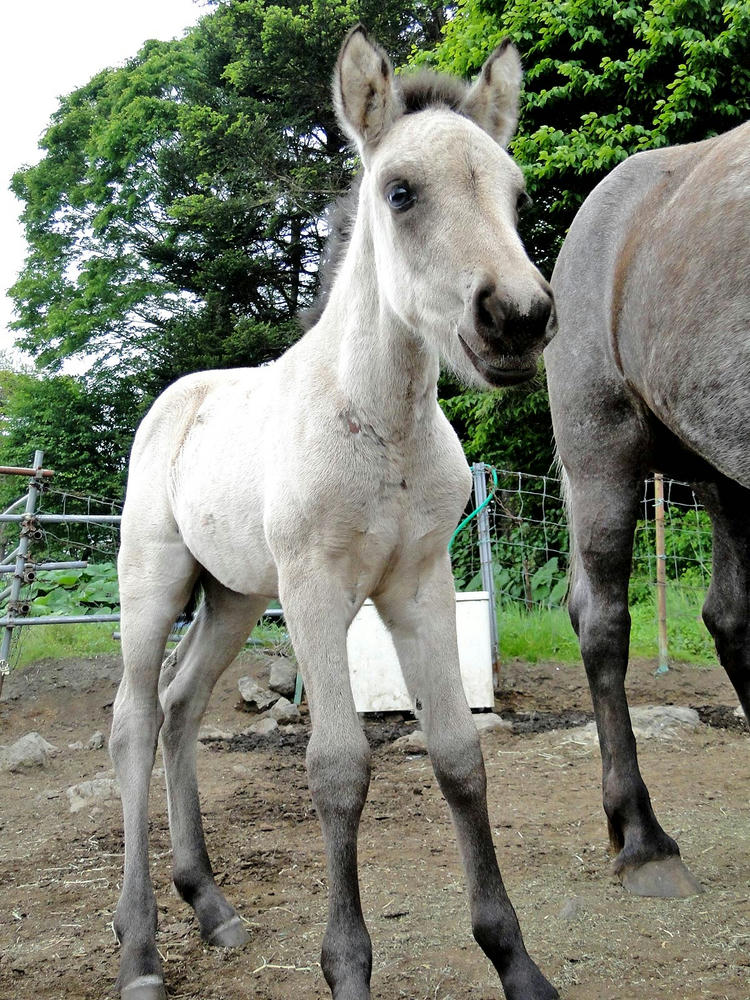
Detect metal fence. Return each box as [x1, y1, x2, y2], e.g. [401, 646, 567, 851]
[0, 453, 717, 694]
[0, 452, 121, 693]
[454, 464, 713, 669]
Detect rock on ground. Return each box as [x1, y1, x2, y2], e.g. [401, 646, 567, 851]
[244, 717, 279, 737]
[269, 660, 297, 698]
[474, 712, 513, 734]
[392, 730, 428, 754]
[66, 777, 120, 813]
[566, 705, 701, 747]
[238, 676, 278, 712]
[267, 697, 300, 723]
[0, 732, 58, 772]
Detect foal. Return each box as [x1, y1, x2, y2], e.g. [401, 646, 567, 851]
[111, 27, 556, 1000]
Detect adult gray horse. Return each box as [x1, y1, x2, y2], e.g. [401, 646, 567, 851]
[545, 120, 750, 898]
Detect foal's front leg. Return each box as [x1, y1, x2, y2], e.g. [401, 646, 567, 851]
[278, 565, 372, 1000]
[376, 554, 558, 1000]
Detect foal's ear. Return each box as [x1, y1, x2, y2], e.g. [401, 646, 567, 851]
[334, 25, 402, 153]
[460, 40, 522, 147]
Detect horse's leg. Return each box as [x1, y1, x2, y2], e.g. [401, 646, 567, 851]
[567, 470, 701, 897]
[699, 480, 750, 721]
[375, 554, 558, 1000]
[158, 576, 267, 946]
[111, 538, 199, 1000]
[277, 567, 372, 1000]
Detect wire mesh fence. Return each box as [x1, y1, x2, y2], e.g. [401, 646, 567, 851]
[0, 457, 122, 683]
[0, 452, 718, 679]
[452, 465, 715, 664]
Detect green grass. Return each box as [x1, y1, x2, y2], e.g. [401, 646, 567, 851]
[498, 586, 716, 665]
[5, 588, 715, 671]
[10, 622, 121, 669]
[7, 616, 290, 672]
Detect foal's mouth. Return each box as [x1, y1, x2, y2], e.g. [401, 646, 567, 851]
[458, 334, 537, 387]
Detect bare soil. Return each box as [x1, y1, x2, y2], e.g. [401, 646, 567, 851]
[1, 651, 749, 1000]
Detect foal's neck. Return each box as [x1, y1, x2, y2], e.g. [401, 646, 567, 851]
[318, 211, 440, 438]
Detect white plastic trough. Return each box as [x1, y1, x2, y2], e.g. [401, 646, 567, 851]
[347, 591, 494, 713]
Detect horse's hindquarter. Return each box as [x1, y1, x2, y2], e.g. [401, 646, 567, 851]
[548, 123, 750, 486]
[616, 123, 750, 484]
[168, 368, 281, 596]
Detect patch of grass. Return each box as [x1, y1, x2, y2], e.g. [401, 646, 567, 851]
[499, 605, 581, 662]
[10, 622, 121, 669]
[8, 616, 290, 671]
[498, 586, 717, 666]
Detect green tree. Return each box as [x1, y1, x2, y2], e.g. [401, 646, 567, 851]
[10, 0, 448, 383]
[0, 369, 142, 503]
[419, 0, 750, 273]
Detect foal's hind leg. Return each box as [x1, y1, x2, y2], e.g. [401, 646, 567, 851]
[699, 480, 750, 722]
[111, 539, 199, 1000]
[375, 554, 558, 1000]
[159, 577, 267, 946]
[566, 471, 700, 897]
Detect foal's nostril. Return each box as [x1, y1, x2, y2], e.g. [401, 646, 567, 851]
[473, 282, 507, 337]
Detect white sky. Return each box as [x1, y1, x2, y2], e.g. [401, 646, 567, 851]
[0, 0, 207, 358]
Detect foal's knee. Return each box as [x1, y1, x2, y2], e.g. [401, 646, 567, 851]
[307, 729, 371, 819]
[109, 700, 162, 770]
[428, 724, 486, 808]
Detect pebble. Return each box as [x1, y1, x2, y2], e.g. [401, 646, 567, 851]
[558, 897, 585, 921]
[66, 777, 120, 813]
[473, 712, 513, 734]
[244, 717, 279, 737]
[391, 730, 427, 754]
[199, 726, 234, 741]
[566, 705, 701, 746]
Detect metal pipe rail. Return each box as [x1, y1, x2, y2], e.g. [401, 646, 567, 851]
[0, 613, 121, 627]
[0, 561, 89, 574]
[0, 514, 121, 524]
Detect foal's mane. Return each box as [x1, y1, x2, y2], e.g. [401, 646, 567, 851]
[299, 69, 473, 331]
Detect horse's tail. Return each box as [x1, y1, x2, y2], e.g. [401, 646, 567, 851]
[554, 450, 576, 605]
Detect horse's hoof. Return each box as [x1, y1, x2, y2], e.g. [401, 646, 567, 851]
[205, 914, 249, 948]
[619, 856, 703, 898]
[121, 974, 167, 1000]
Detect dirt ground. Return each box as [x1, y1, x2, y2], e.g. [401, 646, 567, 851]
[1, 649, 749, 1000]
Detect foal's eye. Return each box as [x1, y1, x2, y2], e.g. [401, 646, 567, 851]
[385, 181, 417, 213]
[516, 190, 533, 215]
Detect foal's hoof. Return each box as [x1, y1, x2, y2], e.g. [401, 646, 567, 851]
[619, 856, 703, 898]
[121, 974, 167, 1000]
[205, 914, 249, 948]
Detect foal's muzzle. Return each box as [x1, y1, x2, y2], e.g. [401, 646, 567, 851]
[459, 278, 556, 386]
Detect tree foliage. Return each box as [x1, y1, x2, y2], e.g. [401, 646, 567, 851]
[0, 369, 141, 504]
[10, 0, 446, 383]
[6, 0, 446, 493]
[419, 0, 750, 272]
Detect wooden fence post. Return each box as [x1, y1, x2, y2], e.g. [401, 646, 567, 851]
[654, 473, 669, 674]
